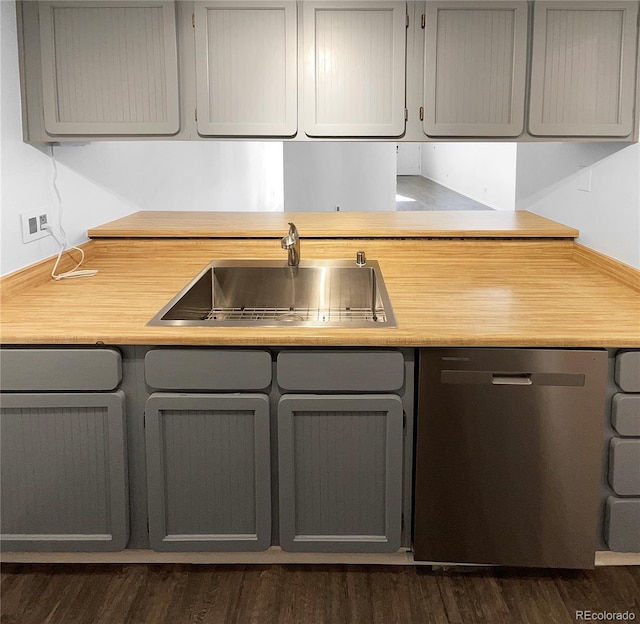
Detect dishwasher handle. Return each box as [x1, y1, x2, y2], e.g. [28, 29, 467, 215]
[492, 374, 532, 386]
[441, 370, 585, 387]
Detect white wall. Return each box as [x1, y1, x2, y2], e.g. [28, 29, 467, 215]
[283, 142, 396, 212]
[516, 143, 640, 269]
[1, 0, 284, 276]
[53, 141, 284, 216]
[420, 143, 518, 210]
[1, 0, 67, 275]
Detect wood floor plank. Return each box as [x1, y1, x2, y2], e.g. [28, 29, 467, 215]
[369, 567, 404, 624]
[552, 568, 640, 619]
[496, 571, 571, 624]
[242, 567, 283, 624]
[596, 566, 640, 612]
[325, 567, 351, 624]
[229, 566, 267, 624]
[2, 563, 640, 624]
[345, 567, 374, 624]
[414, 568, 451, 624]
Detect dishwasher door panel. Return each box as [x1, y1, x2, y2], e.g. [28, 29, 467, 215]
[413, 348, 608, 568]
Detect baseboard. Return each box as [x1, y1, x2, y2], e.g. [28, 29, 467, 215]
[2, 548, 637, 566]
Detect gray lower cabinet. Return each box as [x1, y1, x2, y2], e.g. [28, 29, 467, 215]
[144, 393, 271, 551]
[603, 349, 640, 552]
[277, 394, 404, 552]
[606, 497, 640, 552]
[0, 391, 129, 551]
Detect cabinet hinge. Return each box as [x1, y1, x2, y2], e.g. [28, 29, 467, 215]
[192, 12, 195, 28]
[421, 13, 425, 29]
[405, 13, 409, 27]
[404, 108, 408, 121]
[419, 106, 424, 121]
[195, 107, 198, 122]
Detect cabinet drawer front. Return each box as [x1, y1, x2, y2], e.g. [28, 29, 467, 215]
[145, 349, 271, 390]
[277, 350, 404, 391]
[606, 497, 640, 552]
[609, 438, 640, 496]
[0, 391, 128, 552]
[616, 352, 640, 392]
[0, 348, 121, 391]
[612, 394, 640, 437]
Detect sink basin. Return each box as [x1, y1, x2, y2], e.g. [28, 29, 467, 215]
[148, 259, 396, 327]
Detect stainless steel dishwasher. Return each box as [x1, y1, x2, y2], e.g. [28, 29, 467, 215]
[413, 348, 608, 568]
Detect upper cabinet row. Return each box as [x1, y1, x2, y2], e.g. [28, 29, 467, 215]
[18, 0, 640, 142]
[424, 0, 638, 138]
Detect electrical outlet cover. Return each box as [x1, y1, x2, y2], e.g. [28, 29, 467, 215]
[21, 208, 50, 243]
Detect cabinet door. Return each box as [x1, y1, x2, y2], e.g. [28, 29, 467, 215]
[0, 392, 128, 551]
[423, 1, 528, 137]
[278, 394, 403, 552]
[303, 1, 407, 137]
[529, 1, 639, 137]
[194, 1, 297, 136]
[38, 1, 179, 135]
[145, 393, 271, 551]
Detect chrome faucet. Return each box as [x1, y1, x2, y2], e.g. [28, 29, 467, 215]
[281, 222, 300, 266]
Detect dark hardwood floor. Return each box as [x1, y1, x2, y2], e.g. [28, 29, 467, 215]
[2, 563, 639, 624]
[396, 176, 493, 211]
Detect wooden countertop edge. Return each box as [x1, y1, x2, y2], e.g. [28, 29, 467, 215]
[86, 210, 580, 239]
[572, 244, 640, 293]
[87, 230, 578, 239]
[2, 333, 639, 349]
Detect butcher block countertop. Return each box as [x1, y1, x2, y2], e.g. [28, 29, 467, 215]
[1, 237, 639, 347]
[87, 210, 579, 239]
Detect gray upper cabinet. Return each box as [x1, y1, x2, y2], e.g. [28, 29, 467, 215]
[37, 0, 180, 135]
[303, 1, 407, 137]
[529, 1, 639, 137]
[423, 1, 528, 137]
[194, 1, 297, 136]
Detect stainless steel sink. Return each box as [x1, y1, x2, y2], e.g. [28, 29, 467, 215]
[148, 259, 396, 327]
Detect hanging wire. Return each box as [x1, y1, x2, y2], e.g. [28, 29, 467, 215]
[46, 145, 97, 280]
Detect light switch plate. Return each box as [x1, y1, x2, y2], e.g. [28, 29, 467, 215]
[21, 208, 50, 243]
